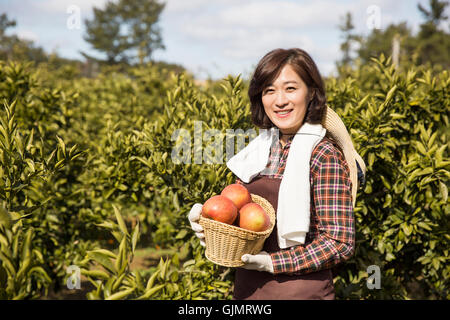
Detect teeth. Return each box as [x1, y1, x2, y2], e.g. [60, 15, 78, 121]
[277, 110, 291, 115]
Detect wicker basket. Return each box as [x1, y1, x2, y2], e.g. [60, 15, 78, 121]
[198, 194, 276, 267]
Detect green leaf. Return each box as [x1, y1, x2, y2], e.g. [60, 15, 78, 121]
[432, 258, 440, 270]
[385, 85, 397, 103]
[25, 159, 36, 173]
[21, 228, 32, 261]
[401, 223, 413, 236]
[368, 153, 375, 166]
[439, 181, 448, 202]
[0, 251, 16, 276]
[56, 135, 66, 158]
[86, 292, 100, 300]
[89, 249, 117, 259]
[112, 204, 129, 236]
[428, 131, 438, 148]
[68, 144, 78, 157]
[0, 207, 11, 228]
[418, 222, 432, 231]
[131, 221, 140, 254]
[105, 287, 135, 300]
[16, 256, 31, 280]
[146, 269, 160, 290]
[383, 194, 392, 208]
[28, 266, 51, 283]
[81, 269, 110, 280]
[385, 252, 395, 261]
[415, 142, 427, 156]
[175, 229, 188, 240]
[111, 231, 123, 243]
[136, 284, 165, 300]
[95, 221, 117, 230]
[408, 167, 433, 182]
[112, 273, 126, 292]
[116, 236, 127, 274]
[54, 159, 65, 169]
[173, 193, 180, 211]
[45, 149, 56, 166]
[0, 233, 8, 247]
[158, 258, 168, 280]
[436, 160, 450, 170]
[104, 277, 114, 298]
[87, 251, 116, 274]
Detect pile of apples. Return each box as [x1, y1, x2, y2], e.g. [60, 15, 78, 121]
[202, 184, 271, 232]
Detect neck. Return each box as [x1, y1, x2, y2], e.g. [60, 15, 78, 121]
[280, 132, 294, 147]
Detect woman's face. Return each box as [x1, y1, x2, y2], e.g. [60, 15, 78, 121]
[261, 64, 310, 135]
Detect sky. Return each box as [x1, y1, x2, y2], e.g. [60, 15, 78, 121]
[1, 0, 447, 80]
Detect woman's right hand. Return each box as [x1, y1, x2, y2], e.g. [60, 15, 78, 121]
[188, 203, 205, 246]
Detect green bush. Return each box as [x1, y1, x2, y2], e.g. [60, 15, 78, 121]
[0, 100, 81, 298]
[327, 55, 449, 299]
[0, 55, 448, 299]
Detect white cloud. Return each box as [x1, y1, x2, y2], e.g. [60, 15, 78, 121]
[176, 0, 347, 73]
[174, 0, 436, 79]
[164, 0, 242, 13]
[16, 29, 39, 42]
[35, 0, 107, 14]
[222, 29, 317, 60]
[218, 1, 345, 28]
[163, 0, 212, 12]
[183, 23, 235, 41]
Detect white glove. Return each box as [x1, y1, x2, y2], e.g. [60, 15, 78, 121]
[241, 251, 274, 273]
[188, 203, 205, 247]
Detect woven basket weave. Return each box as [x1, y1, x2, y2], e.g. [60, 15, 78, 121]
[198, 194, 276, 267]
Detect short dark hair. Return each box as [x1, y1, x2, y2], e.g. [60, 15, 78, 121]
[248, 48, 327, 129]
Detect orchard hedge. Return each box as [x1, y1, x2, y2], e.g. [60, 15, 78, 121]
[0, 55, 448, 299]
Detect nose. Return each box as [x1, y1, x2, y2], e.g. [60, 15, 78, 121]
[275, 91, 289, 108]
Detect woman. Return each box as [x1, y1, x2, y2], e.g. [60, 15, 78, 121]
[188, 48, 365, 300]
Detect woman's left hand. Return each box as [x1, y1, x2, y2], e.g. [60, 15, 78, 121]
[241, 251, 274, 273]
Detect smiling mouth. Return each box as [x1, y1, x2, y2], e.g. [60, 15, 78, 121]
[274, 109, 293, 117]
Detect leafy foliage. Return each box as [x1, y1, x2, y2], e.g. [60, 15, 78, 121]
[327, 55, 449, 299]
[0, 51, 448, 300]
[83, 0, 165, 64]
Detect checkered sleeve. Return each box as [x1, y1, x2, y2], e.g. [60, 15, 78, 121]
[270, 146, 355, 275]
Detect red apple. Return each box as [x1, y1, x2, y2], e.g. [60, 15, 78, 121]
[238, 203, 271, 232]
[202, 195, 238, 225]
[221, 184, 252, 210]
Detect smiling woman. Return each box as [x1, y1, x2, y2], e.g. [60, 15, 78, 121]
[188, 47, 366, 300]
[261, 65, 310, 147]
[248, 48, 327, 146]
[262, 66, 310, 138]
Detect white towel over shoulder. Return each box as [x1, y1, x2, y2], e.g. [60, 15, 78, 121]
[226, 123, 326, 249]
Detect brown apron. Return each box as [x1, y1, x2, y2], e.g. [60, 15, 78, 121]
[233, 175, 335, 300]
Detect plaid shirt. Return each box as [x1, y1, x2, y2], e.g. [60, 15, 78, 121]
[237, 135, 355, 275]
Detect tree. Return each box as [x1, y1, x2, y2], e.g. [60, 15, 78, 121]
[0, 13, 48, 63]
[337, 12, 361, 68]
[0, 13, 17, 60]
[415, 0, 450, 69]
[356, 22, 414, 66]
[83, 0, 165, 65]
[418, 0, 449, 36]
[0, 13, 16, 37]
[341, 0, 449, 71]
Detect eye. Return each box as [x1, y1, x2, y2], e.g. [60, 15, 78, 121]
[263, 88, 274, 95]
[286, 86, 296, 91]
